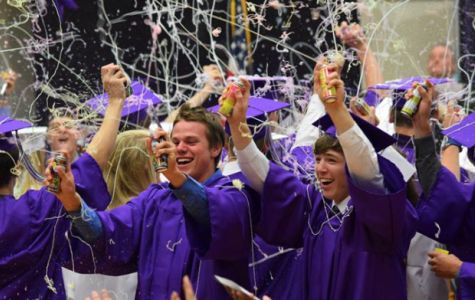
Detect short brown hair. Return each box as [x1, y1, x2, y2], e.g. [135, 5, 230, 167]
[313, 134, 343, 156]
[173, 103, 225, 166]
[389, 107, 413, 129]
[0, 139, 19, 187]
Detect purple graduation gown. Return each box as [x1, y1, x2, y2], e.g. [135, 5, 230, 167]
[79, 174, 253, 300]
[250, 236, 304, 299]
[459, 262, 475, 299]
[257, 157, 417, 300]
[185, 170, 305, 299]
[417, 166, 475, 299]
[0, 153, 111, 299]
[395, 134, 415, 164]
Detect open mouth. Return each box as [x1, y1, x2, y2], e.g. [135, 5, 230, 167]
[58, 137, 70, 144]
[176, 157, 193, 166]
[319, 178, 334, 187]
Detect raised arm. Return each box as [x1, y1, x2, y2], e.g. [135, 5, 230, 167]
[227, 79, 270, 194]
[315, 61, 384, 192]
[411, 80, 441, 194]
[165, 65, 224, 123]
[337, 21, 383, 91]
[440, 101, 464, 181]
[86, 64, 127, 170]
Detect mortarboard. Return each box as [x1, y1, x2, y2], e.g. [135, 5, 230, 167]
[442, 111, 475, 149]
[86, 81, 162, 126]
[208, 96, 290, 140]
[443, 111, 475, 167]
[0, 116, 32, 136]
[0, 116, 32, 152]
[312, 112, 396, 152]
[371, 76, 452, 91]
[363, 90, 380, 107]
[370, 76, 453, 111]
[202, 76, 292, 108]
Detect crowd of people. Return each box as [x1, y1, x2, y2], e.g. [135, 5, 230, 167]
[1, 21, 474, 300]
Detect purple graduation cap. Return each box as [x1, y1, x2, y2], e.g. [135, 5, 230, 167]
[208, 96, 290, 140]
[0, 116, 32, 152]
[86, 81, 162, 126]
[442, 111, 475, 165]
[363, 90, 380, 107]
[202, 76, 292, 108]
[0, 116, 32, 135]
[370, 76, 453, 111]
[312, 112, 396, 152]
[370, 76, 452, 91]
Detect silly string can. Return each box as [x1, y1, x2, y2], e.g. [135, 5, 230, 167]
[401, 83, 427, 118]
[149, 123, 168, 172]
[354, 97, 371, 116]
[319, 65, 337, 103]
[48, 153, 67, 193]
[218, 81, 245, 117]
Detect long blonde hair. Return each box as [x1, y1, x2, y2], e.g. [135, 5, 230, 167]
[104, 130, 156, 209]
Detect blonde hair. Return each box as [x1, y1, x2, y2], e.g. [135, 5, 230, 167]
[104, 130, 156, 209]
[13, 150, 45, 198]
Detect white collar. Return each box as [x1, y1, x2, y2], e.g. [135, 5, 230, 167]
[332, 196, 350, 214]
[221, 160, 241, 176]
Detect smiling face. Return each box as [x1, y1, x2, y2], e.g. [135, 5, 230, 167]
[315, 149, 348, 203]
[47, 117, 81, 158]
[171, 120, 221, 183]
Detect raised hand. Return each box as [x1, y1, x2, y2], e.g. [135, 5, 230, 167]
[442, 100, 464, 129]
[44, 152, 80, 212]
[336, 21, 367, 51]
[202, 64, 225, 93]
[151, 128, 186, 187]
[350, 97, 379, 126]
[224, 78, 251, 128]
[313, 62, 345, 110]
[101, 63, 129, 100]
[409, 80, 435, 138]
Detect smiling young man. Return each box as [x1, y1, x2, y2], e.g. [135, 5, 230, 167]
[228, 63, 418, 299]
[51, 104, 255, 299]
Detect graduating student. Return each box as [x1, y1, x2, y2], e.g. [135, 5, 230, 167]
[50, 104, 255, 299]
[0, 63, 127, 299]
[228, 62, 417, 299]
[412, 84, 475, 299]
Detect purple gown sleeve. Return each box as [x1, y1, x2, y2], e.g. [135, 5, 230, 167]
[184, 181, 257, 260]
[287, 146, 316, 183]
[416, 166, 475, 244]
[74, 188, 154, 275]
[348, 156, 414, 247]
[72, 152, 111, 210]
[257, 162, 315, 248]
[459, 262, 475, 299]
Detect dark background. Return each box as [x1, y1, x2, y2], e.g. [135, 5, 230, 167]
[31, 0, 361, 125]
